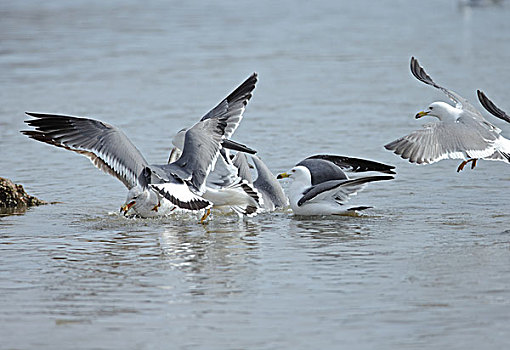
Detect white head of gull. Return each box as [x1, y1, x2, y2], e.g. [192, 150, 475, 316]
[277, 155, 394, 216]
[22, 73, 259, 222]
[385, 57, 510, 172]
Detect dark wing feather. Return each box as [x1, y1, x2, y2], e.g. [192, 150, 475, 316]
[21, 112, 149, 189]
[305, 154, 396, 174]
[410, 57, 484, 119]
[200, 73, 257, 139]
[221, 138, 257, 154]
[477, 90, 510, 123]
[151, 182, 212, 211]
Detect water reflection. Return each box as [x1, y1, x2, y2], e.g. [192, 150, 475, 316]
[289, 215, 372, 241]
[159, 217, 262, 297]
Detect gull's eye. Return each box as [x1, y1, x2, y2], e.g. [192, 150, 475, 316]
[429, 106, 433, 110]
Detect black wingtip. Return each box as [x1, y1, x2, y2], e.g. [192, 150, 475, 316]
[225, 72, 258, 106]
[25, 111, 39, 118]
[410, 56, 439, 89]
[221, 138, 257, 154]
[477, 90, 510, 123]
[306, 154, 396, 174]
[24, 111, 57, 118]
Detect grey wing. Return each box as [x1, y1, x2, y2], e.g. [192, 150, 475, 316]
[477, 90, 510, 124]
[384, 119, 496, 164]
[305, 154, 396, 174]
[233, 152, 253, 183]
[205, 149, 241, 188]
[166, 117, 227, 193]
[200, 73, 257, 139]
[252, 155, 288, 208]
[22, 112, 149, 189]
[296, 159, 348, 185]
[298, 176, 393, 207]
[410, 57, 484, 119]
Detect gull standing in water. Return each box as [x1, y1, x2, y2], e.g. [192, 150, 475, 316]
[385, 57, 510, 171]
[22, 73, 258, 220]
[277, 155, 394, 216]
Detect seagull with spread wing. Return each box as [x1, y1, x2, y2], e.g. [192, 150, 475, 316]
[22, 73, 258, 221]
[385, 57, 510, 172]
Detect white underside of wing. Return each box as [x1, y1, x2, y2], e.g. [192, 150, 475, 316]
[202, 180, 263, 217]
[494, 136, 510, 154]
[150, 182, 211, 211]
[289, 181, 364, 215]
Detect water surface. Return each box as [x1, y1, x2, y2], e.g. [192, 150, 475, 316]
[1, 1, 510, 349]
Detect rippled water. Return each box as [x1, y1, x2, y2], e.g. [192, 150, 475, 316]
[1, 0, 510, 349]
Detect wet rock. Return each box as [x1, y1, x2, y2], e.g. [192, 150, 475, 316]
[0, 177, 46, 214]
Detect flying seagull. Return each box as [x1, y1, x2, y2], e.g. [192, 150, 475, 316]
[385, 57, 510, 171]
[277, 155, 394, 215]
[22, 73, 258, 221]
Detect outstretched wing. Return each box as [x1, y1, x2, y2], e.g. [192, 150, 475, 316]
[166, 116, 228, 193]
[410, 57, 484, 119]
[21, 112, 149, 189]
[305, 154, 395, 174]
[477, 90, 510, 124]
[200, 73, 258, 140]
[384, 119, 496, 164]
[167, 73, 258, 193]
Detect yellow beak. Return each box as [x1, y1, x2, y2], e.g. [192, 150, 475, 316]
[120, 201, 136, 214]
[415, 110, 429, 119]
[277, 172, 290, 179]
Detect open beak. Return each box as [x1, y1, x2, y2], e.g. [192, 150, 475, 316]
[277, 172, 290, 179]
[120, 201, 136, 215]
[415, 110, 429, 119]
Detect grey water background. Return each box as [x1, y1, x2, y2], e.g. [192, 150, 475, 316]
[1, 0, 510, 349]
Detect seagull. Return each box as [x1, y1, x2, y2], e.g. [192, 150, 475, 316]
[166, 79, 265, 218]
[168, 137, 264, 219]
[193, 147, 264, 218]
[385, 57, 510, 172]
[21, 73, 258, 220]
[277, 155, 394, 216]
[233, 153, 289, 211]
